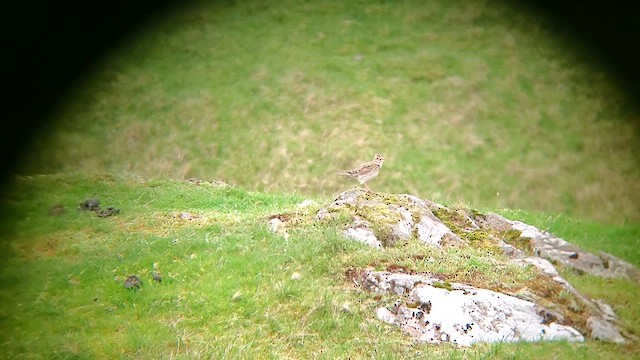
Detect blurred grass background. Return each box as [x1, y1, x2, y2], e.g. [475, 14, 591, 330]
[20, 0, 639, 223]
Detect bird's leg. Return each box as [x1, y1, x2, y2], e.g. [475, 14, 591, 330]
[364, 183, 372, 192]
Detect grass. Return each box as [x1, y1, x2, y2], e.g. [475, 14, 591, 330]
[19, 0, 640, 223]
[0, 173, 638, 358]
[4, 0, 640, 358]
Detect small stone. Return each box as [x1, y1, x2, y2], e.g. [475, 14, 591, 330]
[268, 218, 285, 233]
[376, 307, 397, 325]
[595, 299, 617, 321]
[568, 299, 581, 313]
[341, 302, 352, 314]
[344, 227, 382, 248]
[587, 316, 626, 344]
[124, 275, 142, 289]
[391, 299, 403, 314]
[231, 291, 243, 302]
[291, 272, 302, 281]
[97, 206, 120, 217]
[537, 307, 564, 324]
[79, 198, 100, 211]
[209, 180, 229, 187]
[367, 270, 585, 346]
[186, 178, 203, 185]
[315, 208, 332, 221]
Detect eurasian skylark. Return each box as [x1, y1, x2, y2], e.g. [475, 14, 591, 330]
[336, 153, 384, 191]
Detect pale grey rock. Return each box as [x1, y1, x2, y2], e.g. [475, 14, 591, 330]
[376, 307, 398, 325]
[365, 265, 627, 345]
[341, 302, 353, 314]
[394, 207, 414, 239]
[585, 300, 627, 343]
[267, 217, 290, 240]
[231, 290, 243, 301]
[516, 257, 566, 283]
[344, 227, 382, 249]
[514, 257, 626, 343]
[587, 316, 626, 344]
[364, 271, 584, 347]
[412, 285, 583, 346]
[416, 216, 458, 246]
[314, 207, 332, 221]
[595, 299, 617, 322]
[267, 218, 285, 233]
[515, 257, 591, 305]
[498, 241, 526, 258]
[481, 213, 640, 282]
[319, 188, 463, 248]
[364, 271, 433, 295]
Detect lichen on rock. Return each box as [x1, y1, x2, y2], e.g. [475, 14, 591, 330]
[365, 270, 584, 346]
[317, 188, 465, 248]
[475, 212, 640, 282]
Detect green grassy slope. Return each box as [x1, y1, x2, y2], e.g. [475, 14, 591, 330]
[0, 175, 640, 359]
[20, 0, 639, 223]
[0, 174, 638, 359]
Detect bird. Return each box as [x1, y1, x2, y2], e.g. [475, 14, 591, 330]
[336, 153, 384, 191]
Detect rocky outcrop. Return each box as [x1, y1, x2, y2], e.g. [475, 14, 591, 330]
[315, 189, 464, 248]
[475, 213, 640, 282]
[268, 188, 638, 346]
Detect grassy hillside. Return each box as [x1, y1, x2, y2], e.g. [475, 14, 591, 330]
[0, 173, 638, 358]
[19, 0, 639, 223]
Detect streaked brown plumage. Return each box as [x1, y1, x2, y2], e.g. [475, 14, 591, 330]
[336, 153, 384, 191]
